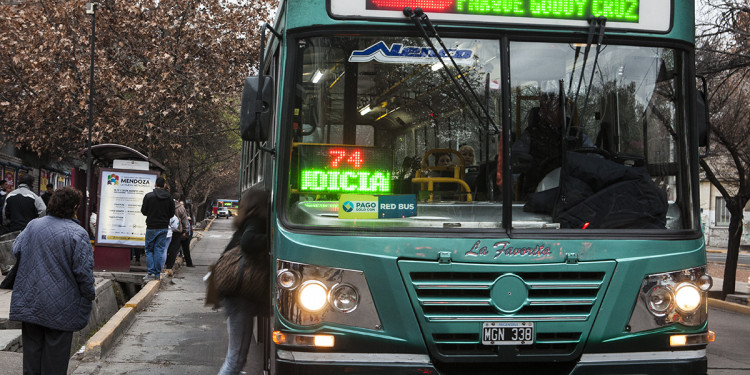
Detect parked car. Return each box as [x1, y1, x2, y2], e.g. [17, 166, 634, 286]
[217, 207, 230, 218]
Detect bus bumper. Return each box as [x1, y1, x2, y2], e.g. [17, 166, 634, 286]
[276, 350, 436, 375]
[570, 350, 708, 375]
[276, 349, 707, 375]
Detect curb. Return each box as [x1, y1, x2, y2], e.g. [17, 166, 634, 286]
[203, 217, 216, 232]
[83, 278, 162, 359]
[79, 228, 207, 360]
[708, 298, 750, 315]
[83, 306, 136, 360]
[82, 280, 160, 360]
[124, 279, 160, 312]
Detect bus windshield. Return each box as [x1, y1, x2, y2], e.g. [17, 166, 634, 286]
[285, 35, 695, 232]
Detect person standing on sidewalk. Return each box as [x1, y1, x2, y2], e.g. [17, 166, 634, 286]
[164, 192, 189, 271]
[178, 194, 195, 267]
[162, 214, 180, 277]
[40, 183, 54, 206]
[3, 174, 46, 232]
[140, 177, 175, 281]
[10, 187, 95, 375]
[218, 189, 270, 375]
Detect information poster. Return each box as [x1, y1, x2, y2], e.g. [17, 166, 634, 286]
[4, 167, 16, 189]
[40, 169, 50, 189]
[96, 169, 159, 248]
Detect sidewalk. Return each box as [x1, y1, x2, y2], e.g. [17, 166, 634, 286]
[68, 217, 263, 374]
[0, 217, 262, 374]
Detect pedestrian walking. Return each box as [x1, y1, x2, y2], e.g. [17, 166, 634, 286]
[165, 192, 189, 271]
[179, 195, 195, 267]
[3, 174, 46, 232]
[217, 189, 270, 375]
[140, 177, 175, 281]
[9, 186, 95, 375]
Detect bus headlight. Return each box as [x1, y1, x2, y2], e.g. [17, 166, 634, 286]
[298, 281, 328, 312]
[276, 260, 382, 330]
[674, 283, 701, 313]
[330, 283, 359, 313]
[628, 266, 709, 333]
[646, 286, 673, 315]
[277, 269, 301, 290]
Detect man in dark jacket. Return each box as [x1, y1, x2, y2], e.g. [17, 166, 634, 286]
[40, 183, 54, 206]
[3, 174, 46, 232]
[140, 177, 175, 280]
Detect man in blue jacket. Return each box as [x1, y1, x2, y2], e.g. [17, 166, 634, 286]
[140, 177, 175, 280]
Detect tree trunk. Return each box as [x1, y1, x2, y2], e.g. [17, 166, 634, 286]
[722, 209, 743, 297]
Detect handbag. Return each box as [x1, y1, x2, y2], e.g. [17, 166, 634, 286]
[211, 246, 268, 302]
[0, 254, 19, 290]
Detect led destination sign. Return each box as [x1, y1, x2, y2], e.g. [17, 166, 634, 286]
[294, 144, 393, 194]
[366, 0, 640, 22]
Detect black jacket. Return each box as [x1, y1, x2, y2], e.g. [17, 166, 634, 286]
[224, 216, 267, 260]
[140, 188, 175, 229]
[3, 185, 46, 232]
[525, 152, 668, 229]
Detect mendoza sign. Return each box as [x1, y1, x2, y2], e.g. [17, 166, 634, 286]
[339, 194, 417, 219]
[96, 169, 159, 247]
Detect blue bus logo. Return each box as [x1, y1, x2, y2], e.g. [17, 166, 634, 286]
[349, 41, 473, 65]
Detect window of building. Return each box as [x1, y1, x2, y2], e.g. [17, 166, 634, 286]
[715, 197, 730, 227]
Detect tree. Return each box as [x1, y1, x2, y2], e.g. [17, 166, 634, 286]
[696, 0, 750, 296]
[0, 0, 276, 205]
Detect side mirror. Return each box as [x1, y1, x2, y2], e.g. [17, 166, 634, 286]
[240, 76, 274, 142]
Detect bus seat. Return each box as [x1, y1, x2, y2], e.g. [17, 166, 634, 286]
[413, 148, 472, 202]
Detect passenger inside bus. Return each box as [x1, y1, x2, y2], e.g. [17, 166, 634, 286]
[459, 145, 475, 167]
[459, 145, 480, 196]
[433, 152, 452, 169]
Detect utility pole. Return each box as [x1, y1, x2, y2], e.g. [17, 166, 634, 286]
[85, 2, 97, 233]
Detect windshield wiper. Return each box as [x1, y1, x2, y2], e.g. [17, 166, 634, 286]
[558, 17, 606, 214]
[403, 7, 500, 135]
[579, 17, 607, 127]
[569, 17, 606, 124]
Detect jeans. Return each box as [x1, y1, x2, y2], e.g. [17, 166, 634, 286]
[218, 297, 258, 375]
[144, 228, 168, 276]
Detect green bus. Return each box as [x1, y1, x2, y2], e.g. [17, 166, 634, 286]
[239, 0, 714, 373]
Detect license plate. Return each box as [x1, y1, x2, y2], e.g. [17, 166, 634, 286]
[481, 322, 534, 345]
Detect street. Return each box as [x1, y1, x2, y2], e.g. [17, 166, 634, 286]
[69, 218, 263, 375]
[707, 307, 750, 374]
[707, 251, 750, 267]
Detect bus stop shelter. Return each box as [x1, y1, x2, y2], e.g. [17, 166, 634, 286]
[75, 144, 166, 272]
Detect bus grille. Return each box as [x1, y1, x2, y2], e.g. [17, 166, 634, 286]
[398, 261, 615, 362]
